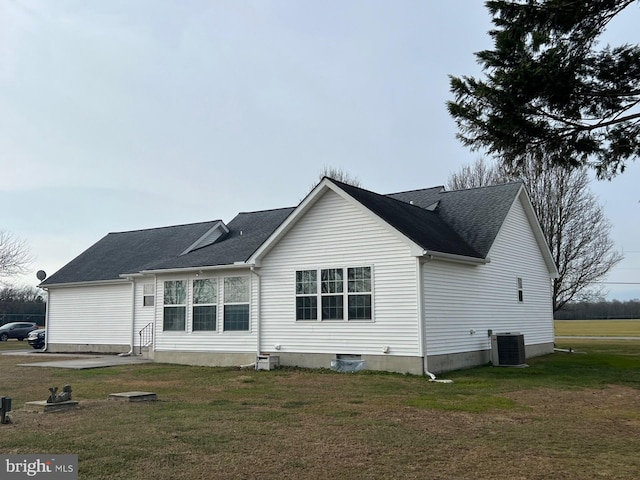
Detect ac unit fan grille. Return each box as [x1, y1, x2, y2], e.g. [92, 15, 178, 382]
[492, 333, 526, 366]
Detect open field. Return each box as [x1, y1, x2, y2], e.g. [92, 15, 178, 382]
[1, 341, 639, 480]
[555, 319, 640, 337]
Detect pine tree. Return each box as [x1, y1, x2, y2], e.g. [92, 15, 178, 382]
[448, 0, 640, 179]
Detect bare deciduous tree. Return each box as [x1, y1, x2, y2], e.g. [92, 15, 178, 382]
[0, 230, 32, 286]
[305, 166, 362, 197]
[447, 158, 623, 311]
[448, 158, 510, 190]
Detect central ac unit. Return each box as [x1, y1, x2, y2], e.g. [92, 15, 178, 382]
[491, 333, 527, 367]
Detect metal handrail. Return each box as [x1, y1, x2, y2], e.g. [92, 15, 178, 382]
[138, 323, 153, 355]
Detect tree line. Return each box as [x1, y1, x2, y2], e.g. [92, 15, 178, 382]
[0, 286, 46, 326]
[555, 299, 640, 320]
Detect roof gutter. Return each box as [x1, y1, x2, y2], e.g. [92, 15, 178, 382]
[38, 278, 129, 289]
[137, 263, 253, 276]
[422, 250, 489, 265]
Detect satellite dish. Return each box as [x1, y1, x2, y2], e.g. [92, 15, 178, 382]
[36, 270, 47, 281]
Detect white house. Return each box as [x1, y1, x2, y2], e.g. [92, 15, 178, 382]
[39, 178, 558, 374]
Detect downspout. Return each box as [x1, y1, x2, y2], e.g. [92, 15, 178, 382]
[251, 266, 261, 369]
[419, 257, 452, 383]
[120, 278, 135, 356]
[41, 287, 49, 352]
[416, 258, 426, 374]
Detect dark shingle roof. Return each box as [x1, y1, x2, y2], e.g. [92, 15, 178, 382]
[42, 207, 295, 286]
[332, 180, 482, 258]
[41, 221, 224, 285]
[145, 207, 295, 271]
[42, 180, 524, 286]
[388, 182, 523, 257]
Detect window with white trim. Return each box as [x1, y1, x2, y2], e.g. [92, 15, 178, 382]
[347, 267, 372, 320]
[517, 277, 524, 302]
[296, 267, 372, 321]
[223, 277, 250, 331]
[163, 280, 186, 331]
[193, 278, 217, 331]
[295, 270, 317, 320]
[321, 268, 344, 320]
[143, 284, 155, 307]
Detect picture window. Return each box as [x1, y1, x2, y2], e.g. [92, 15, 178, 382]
[295, 267, 372, 321]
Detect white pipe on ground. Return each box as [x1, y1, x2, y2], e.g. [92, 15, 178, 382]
[426, 371, 453, 384]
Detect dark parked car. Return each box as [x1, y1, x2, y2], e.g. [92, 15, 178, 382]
[27, 329, 46, 349]
[0, 322, 38, 341]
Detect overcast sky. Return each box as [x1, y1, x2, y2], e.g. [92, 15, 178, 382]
[1, 0, 639, 300]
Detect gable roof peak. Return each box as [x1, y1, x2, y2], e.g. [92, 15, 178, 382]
[327, 177, 443, 212]
[322, 177, 483, 259]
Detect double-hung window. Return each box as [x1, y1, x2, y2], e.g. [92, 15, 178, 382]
[296, 266, 372, 321]
[193, 278, 217, 331]
[224, 277, 250, 331]
[295, 270, 317, 320]
[347, 267, 372, 320]
[517, 277, 524, 302]
[321, 268, 344, 320]
[163, 280, 186, 331]
[143, 284, 155, 307]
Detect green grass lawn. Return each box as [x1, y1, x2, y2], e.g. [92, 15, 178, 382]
[0, 339, 35, 350]
[1, 340, 639, 479]
[555, 319, 640, 336]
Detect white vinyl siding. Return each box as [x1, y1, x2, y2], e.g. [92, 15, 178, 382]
[259, 189, 420, 357]
[423, 194, 554, 356]
[47, 283, 132, 346]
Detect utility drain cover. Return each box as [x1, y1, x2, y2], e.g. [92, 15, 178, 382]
[108, 391, 157, 402]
